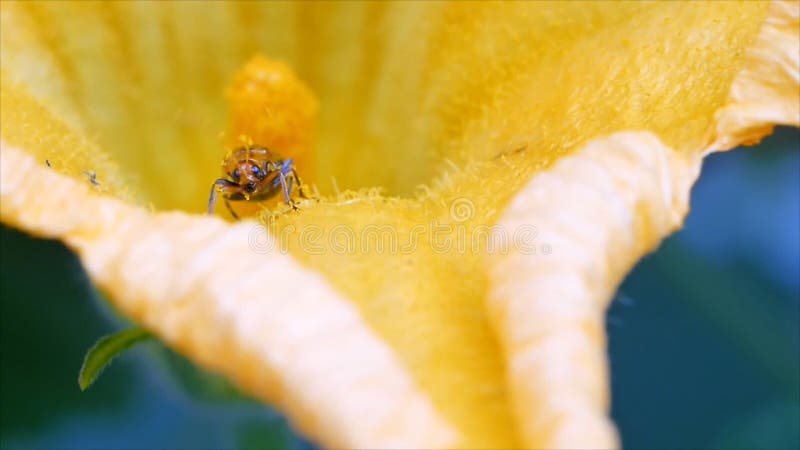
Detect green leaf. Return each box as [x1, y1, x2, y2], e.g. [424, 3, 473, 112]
[78, 327, 151, 391]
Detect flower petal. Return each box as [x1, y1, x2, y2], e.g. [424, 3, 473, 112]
[488, 2, 798, 448]
[1, 2, 797, 449]
[488, 131, 700, 448]
[0, 142, 458, 450]
[711, 1, 800, 151]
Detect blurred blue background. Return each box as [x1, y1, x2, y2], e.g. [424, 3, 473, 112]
[1, 128, 798, 450]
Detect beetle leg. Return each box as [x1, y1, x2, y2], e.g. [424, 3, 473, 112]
[208, 179, 239, 215]
[278, 170, 295, 209]
[277, 160, 299, 210]
[224, 198, 240, 220]
[291, 167, 311, 199]
[278, 159, 310, 202]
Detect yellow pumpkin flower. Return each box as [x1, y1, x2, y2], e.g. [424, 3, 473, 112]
[1, 1, 797, 449]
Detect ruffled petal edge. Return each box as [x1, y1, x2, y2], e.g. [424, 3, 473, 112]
[488, 2, 798, 448]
